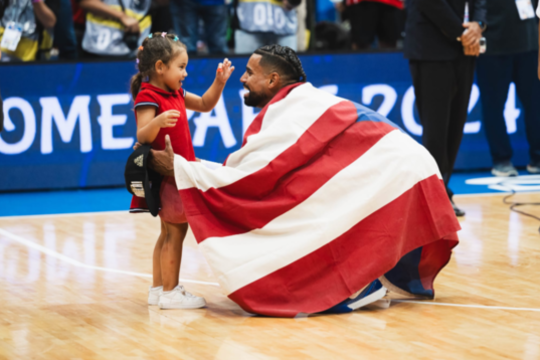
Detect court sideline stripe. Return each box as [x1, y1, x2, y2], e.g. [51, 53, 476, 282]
[3, 189, 540, 219]
[0, 227, 220, 287]
[2, 226, 540, 313]
[392, 300, 540, 312]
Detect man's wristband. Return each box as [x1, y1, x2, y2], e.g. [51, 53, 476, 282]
[477, 21, 487, 31]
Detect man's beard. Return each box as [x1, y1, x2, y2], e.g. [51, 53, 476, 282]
[243, 90, 266, 108]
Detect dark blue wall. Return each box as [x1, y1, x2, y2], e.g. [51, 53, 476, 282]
[0, 52, 532, 191]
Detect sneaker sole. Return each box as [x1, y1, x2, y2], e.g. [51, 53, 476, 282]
[347, 286, 387, 311]
[491, 169, 518, 177]
[158, 301, 206, 310]
[527, 165, 540, 174]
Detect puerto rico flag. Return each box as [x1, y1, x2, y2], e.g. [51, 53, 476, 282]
[174, 82, 460, 317]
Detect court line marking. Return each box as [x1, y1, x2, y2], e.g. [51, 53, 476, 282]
[454, 190, 540, 198]
[2, 226, 540, 313]
[0, 227, 220, 287]
[0, 210, 128, 220]
[392, 300, 540, 312]
[2, 189, 539, 219]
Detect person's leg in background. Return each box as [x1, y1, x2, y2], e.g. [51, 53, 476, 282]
[235, 30, 264, 54]
[53, 0, 78, 59]
[409, 60, 464, 216]
[170, 0, 200, 53]
[476, 54, 515, 176]
[445, 56, 476, 214]
[349, 2, 378, 50]
[513, 50, 540, 173]
[376, 2, 398, 49]
[200, 4, 228, 54]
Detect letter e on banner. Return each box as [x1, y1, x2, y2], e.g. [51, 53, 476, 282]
[97, 94, 134, 150]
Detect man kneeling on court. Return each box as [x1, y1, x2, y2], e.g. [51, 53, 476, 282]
[144, 45, 460, 317]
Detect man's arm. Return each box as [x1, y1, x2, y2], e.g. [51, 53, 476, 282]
[33, 0, 57, 29]
[471, 0, 486, 24]
[79, 0, 140, 33]
[416, 0, 463, 41]
[537, 1, 540, 79]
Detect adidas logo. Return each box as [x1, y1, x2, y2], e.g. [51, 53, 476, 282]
[134, 154, 143, 167]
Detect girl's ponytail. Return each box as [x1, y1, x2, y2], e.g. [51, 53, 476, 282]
[130, 72, 143, 100]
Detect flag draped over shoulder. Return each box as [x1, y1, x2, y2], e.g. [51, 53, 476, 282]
[174, 82, 460, 317]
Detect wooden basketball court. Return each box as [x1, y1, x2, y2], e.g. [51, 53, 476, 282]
[0, 192, 539, 359]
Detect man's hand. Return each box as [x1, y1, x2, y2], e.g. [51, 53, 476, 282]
[148, 135, 175, 177]
[120, 14, 140, 33]
[461, 22, 482, 47]
[283, 0, 295, 10]
[464, 42, 480, 57]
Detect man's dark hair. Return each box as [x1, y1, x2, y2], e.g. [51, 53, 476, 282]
[254, 45, 307, 84]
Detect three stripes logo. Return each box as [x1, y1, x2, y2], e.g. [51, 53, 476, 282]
[134, 155, 144, 167]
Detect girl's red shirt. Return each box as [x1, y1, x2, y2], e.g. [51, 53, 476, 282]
[134, 82, 196, 160]
[129, 82, 196, 215]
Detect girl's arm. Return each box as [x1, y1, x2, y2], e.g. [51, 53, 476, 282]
[79, 0, 140, 33]
[185, 59, 235, 113]
[136, 106, 180, 144]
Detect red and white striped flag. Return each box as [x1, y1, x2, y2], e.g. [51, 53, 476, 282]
[175, 83, 460, 317]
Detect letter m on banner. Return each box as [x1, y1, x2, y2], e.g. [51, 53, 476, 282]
[40, 96, 93, 154]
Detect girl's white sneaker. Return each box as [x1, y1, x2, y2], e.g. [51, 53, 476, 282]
[159, 284, 206, 309]
[148, 286, 163, 306]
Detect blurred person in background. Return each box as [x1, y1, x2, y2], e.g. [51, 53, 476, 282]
[404, 0, 486, 217]
[343, 0, 403, 50]
[232, 0, 301, 53]
[53, 0, 78, 59]
[0, 0, 58, 61]
[0, 50, 2, 131]
[477, 0, 540, 176]
[169, 0, 228, 54]
[79, 0, 151, 58]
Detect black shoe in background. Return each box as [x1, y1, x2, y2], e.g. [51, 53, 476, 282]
[451, 199, 465, 217]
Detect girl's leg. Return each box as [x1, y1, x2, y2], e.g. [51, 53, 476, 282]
[161, 222, 188, 291]
[152, 219, 167, 288]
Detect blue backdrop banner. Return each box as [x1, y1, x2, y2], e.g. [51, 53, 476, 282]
[0, 53, 532, 191]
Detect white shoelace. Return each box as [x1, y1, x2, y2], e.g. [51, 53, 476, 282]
[177, 285, 198, 298]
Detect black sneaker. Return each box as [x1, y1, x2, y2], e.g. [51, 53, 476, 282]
[492, 161, 518, 177]
[527, 162, 540, 174]
[451, 199, 465, 217]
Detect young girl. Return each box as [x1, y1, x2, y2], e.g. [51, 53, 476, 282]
[129, 32, 234, 309]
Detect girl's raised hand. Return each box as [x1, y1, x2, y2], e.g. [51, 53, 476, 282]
[155, 110, 180, 128]
[216, 58, 235, 84]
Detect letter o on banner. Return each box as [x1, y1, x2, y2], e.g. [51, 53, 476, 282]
[0, 97, 36, 155]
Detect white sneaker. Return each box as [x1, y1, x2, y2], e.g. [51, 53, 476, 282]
[148, 286, 163, 306]
[158, 284, 206, 310]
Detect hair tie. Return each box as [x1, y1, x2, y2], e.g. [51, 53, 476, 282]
[173, 36, 179, 42]
[138, 45, 143, 51]
[161, 32, 167, 38]
[148, 34, 153, 38]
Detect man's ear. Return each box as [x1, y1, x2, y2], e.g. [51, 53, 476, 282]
[268, 72, 280, 88]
